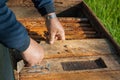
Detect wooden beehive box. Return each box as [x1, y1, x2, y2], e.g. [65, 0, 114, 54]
[7, 0, 120, 80]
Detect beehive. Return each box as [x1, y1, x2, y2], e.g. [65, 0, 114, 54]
[7, 0, 120, 80]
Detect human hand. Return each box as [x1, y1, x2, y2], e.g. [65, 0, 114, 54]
[45, 13, 65, 44]
[22, 38, 44, 67]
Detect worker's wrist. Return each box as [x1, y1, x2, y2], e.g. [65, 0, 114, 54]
[45, 13, 60, 29]
[45, 13, 57, 20]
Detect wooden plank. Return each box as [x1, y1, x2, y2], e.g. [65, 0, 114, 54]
[39, 39, 116, 59]
[19, 55, 120, 80]
[8, 0, 83, 18]
[9, 7, 40, 18]
[7, 0, 82, 7]
[17, 18, 98, 40]
[30, 33, 97, 40]
[18, 17, 88, 23]
[9, 6, 80, 18]
[20, 70, 120, 80]
[14, 70, 19, 80]
[21, 22, 90, 28]
[27, 27, 94, 33]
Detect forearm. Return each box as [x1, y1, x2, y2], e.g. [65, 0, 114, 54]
[32, 0, 65, 44]
[32, 0, 55, 16]
[0, 3, 30, 52]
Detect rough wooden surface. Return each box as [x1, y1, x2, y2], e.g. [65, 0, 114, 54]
[18, 39, 120, 80]
[14, 17, 119, 80]
[7, 1, 120, 80]
[19, 39, 120, 80]
[8, 0, 83, 18]
[20, 55, 120, 80]
[17, 18, 98, 41]
[14, 70, 19, 80]
[20, 70, 120, 80]
[40, 39, 115, 59]
[7, 0, 82, 7]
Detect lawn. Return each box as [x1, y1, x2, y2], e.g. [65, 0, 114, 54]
[84, 0, 120, 45]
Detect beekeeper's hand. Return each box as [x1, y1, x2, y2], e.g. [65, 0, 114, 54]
[22, 38, 44, 66]
[45, 13, 65, 44]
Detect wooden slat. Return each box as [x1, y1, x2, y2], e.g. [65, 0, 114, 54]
[18, 17, 88, 23]
[20, 55, 120, 80]
[7, 0, 83, 18]
[18, 18, 98, 40]
[39, 39, 115, 59]
[28, 32, 97, 40]
[20, 70, 120, 80]
[23, 23, 90, 29]
[27, 27, 94, 32]
[14, 70, 19, 80]
[7, 0, 82, 7]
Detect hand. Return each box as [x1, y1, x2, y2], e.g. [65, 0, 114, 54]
[45, 13, 65, 44]
[22, 38, 44, 67]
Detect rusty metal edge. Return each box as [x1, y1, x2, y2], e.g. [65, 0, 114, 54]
[80, 1, 120, 55]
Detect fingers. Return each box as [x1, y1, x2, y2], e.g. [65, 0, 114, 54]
[60, 31, 65, 40]
[49, 31, 65, 44]
[46, 17, 65, 44]
[49, 32, 56, 44]
[56, 32, 65, 40]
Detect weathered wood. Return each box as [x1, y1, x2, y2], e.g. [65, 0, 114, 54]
[27, 26, 94, 32]
[39, 39, 116, 59]
[8, 1, 120, 80]
[7, 0, 82, 7]
[20, 70, 120, 80]
[7, 0, 83, 18]
[20, 55, 120, 80]
[18, 18, 97, 40]
[30, 34, 97, 41]
[14, 70, 19, 80]
[22, 22, 90, 28]
[18, 17, 88, 23]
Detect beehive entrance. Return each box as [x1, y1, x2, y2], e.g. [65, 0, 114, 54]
[61, 58, 107, 71]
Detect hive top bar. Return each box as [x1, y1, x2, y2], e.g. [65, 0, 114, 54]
[7, 0, 83, 7]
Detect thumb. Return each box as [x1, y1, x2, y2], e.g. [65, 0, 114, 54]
[49, 32, 56, 44]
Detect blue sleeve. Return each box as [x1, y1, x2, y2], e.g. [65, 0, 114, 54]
[0, 3, 30, 52]
[32, 0, 55, 16]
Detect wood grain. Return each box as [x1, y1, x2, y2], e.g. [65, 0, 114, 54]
[20, 55, 120, 80]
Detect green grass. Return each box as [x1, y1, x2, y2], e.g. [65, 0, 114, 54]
[84, 0, 120, 45]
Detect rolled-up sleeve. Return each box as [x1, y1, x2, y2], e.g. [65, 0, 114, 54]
[0, 3, 30, 52]
[32, 0, 55, 16]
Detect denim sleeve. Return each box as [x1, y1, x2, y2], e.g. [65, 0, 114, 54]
[32, 0, 55, 16]
[0, 3, 30, 52]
